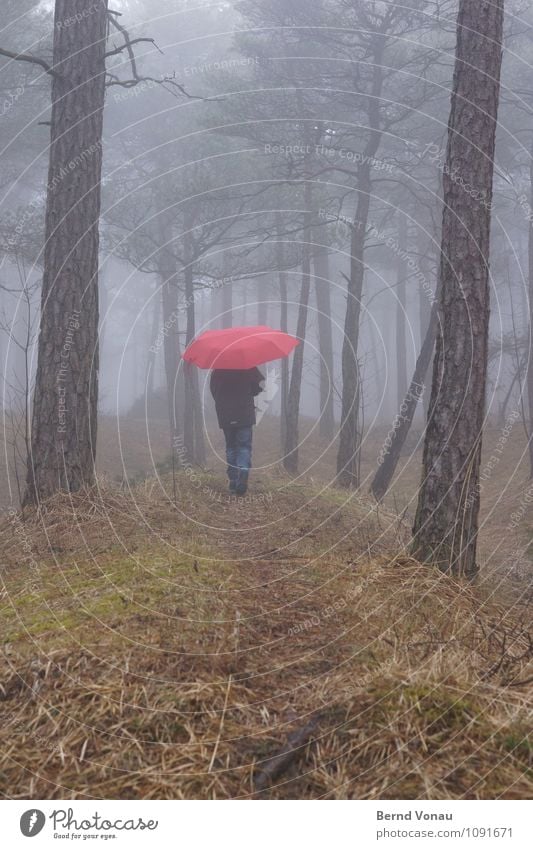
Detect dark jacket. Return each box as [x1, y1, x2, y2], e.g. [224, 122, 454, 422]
[210, 368, 264, 429]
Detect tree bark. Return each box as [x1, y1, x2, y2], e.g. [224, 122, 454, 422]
[145, 287, 160, 400]
[411, 0, 504, 578]
[313, 243, 335, 440]
[184, 260, 205, 465]
[24, 0, 108, 505]
[336, 52, 383, 488]
[418, 243, 434, 420]
[156, 213, 183, 440]
[257, 277, 268, 325]
[275, 212, 289, 449]
[371, 299, 437, 501]
[527, 140, 533, 477]
[395, 216, 408, 410]
[283, 183, 312, 473]
[335, 175, 370, 487]
[160, 268, 182, 438]
[500, 352, 526, 427]
[221, 260, 233, 328]
[210, 279, 222, 329]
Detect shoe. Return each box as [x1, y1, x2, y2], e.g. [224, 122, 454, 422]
[228, 481, 237, 494]
[235, 470, 248, 496]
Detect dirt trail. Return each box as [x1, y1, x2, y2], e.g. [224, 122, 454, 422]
[0, 472, 531, 799]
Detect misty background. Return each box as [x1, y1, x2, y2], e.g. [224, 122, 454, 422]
[1, 0, 532, 496]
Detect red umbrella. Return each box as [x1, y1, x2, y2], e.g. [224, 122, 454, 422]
[182, 325, 299, 370]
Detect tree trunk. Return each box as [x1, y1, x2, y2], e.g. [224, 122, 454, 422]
[257, 277, 268, 325]
[160, 268, 182, 438]
[221, 261, 233, 328]
[395, 216, 408, 410]
[336, 54, 383, 488]
[145, 288, 160, 400]
[527, 140, 533, 477]
[184, 261, 205, 465]
[411, 0, 504, 578]
[418, 244, 434, 420]
[275, 212, 289, 449]
[418, 242, 433, 348]
[283, 183, 312, 473]
[24, 0, 108, 505]
[371, 298, 438, 501]
[335, 175, 370, 487]
[156, 212, 184, 440]
[210, 279, 221, 329]
[98, 267, 109, 368]
[499, 352, 525, 427]
[313, 243, 335, 440]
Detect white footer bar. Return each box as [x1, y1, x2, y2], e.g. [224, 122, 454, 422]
[4, 799, 531, 848]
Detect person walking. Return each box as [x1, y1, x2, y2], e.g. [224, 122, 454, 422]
[210, 367, 264, 496]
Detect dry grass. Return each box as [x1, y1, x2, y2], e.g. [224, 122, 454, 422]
[0, 470, 531, 800]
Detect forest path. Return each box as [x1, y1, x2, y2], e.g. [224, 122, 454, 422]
[0, 471, 531, 799]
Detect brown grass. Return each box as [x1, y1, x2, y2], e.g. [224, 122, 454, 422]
[0, 470, 531, 799]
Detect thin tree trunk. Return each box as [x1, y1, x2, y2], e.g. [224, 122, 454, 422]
[499, 353, 526, 426]
[156, 212, 183, 439]
[184, 261, 205, 465]
[336, 54, 383, 488]
[335, 177, 369, 487]
[210, 278, 221, 329]
[221, 257, 233, 328]
[371, 299, 438, 501]
[24, 0, 108, 505]
[418, 246, 434, 421]
[502, 252, 528, 431]
[222, 286, 233, 327]
[275, 212, 289, 449]
[313, 243, 335, 440]
[145, 288, 159, 399]
[411, 0, 504, 578]
[98, 267, 108, 369]
[160, 269, 182, 438]
[527, 140, 533, 477]
[132, 313, 139, 401]
[283, 183, 312, 473]
[396, 216, 408, 410]
[257, 277, 268, 325]
[418, 243, 433, 349]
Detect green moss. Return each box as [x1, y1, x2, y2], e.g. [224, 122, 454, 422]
[1, 544, 230, 646]
[344, 682, 484, 739]
[501, 732, 532, 759]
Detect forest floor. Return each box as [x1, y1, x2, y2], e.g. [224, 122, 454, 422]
[91, 410, 533, 584]
[0, 450, 532, 798]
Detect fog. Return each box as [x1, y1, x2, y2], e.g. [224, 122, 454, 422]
[1, 0, 532, 493]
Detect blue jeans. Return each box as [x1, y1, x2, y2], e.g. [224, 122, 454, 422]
[223, 426, 253, 490]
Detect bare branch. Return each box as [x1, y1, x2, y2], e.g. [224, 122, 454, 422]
[0, 46, 59, 78]
[105, 13, 207, 100]
[105, 37, 161, 59]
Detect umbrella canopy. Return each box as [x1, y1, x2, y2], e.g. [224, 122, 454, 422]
[182, 325, 300, 370]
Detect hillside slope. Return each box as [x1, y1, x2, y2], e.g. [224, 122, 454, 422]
[0, 471, 531, 799]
